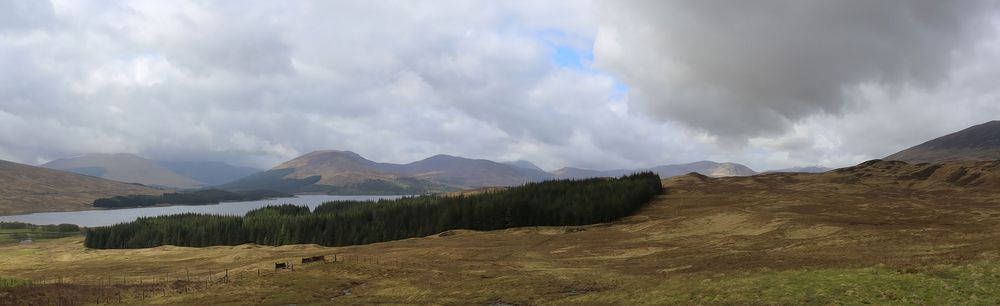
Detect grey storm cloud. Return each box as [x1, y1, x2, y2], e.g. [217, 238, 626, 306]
[595, 0, 999, 140]
[0, 0, 709, 171]
[2, 0, 1000, 171]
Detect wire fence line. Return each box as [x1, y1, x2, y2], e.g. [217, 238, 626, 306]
[0, 253, 432, 306]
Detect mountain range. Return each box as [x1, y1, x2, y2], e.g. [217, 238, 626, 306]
[552, 161, 757, 180]
[220, 150, 553, 194]
[32, 150, 837, 196]
[220, 150, 761, 194]
[886, 120, 1000, 163]
[0, 159, 163, 215]
[764, 166, 832, 173]
[4, 120, 996, 215]
[41, 153, 260, 189]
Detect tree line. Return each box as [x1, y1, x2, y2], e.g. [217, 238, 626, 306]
[84, 172, 662, 249]
[0, 222, 79, 233]
[93, 189, 293, 208]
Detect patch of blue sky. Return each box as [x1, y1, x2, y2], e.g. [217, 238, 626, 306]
[548, 43, 630, 99]
[533, 29, 629, 98]
[551, 44, 593, 71]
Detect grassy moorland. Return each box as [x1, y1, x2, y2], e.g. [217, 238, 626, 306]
[0, 222, 80, 245]
[4, 161, 1000, 304]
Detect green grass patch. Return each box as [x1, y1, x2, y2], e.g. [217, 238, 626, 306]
[0, 277, 32, 289]
[0, 228, 80, 245]
[612, 264, 1000, 305]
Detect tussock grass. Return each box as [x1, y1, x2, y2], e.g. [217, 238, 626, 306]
[0, 277, 31, 289]
[7, 167, 1000, 304]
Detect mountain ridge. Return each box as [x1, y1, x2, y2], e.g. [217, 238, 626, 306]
[43, 153, 202, 189]
[42, 153, 262, 188]
[223, 150, 757, 194]
[157, 160, 261, 186]
[553, 161, 757, 180]
[886, 120, 1000, 163]
[0, 159, 164, 215]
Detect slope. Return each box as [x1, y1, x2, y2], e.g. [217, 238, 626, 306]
[648, 160, 756, 177]
[0, 159, 164, 215]
[396, 154, 550, 187]
[11, 159, 1000, 304]
[554, 161, 756, 179]
[222, 151, 549, 194]
[42, 154, 202, 189]
[886, 120, 1000, 163]
[221, 150, 452, 194]
[156, 160, 261, 186]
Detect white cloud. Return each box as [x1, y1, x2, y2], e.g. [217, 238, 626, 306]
[1, 0, 999, 172]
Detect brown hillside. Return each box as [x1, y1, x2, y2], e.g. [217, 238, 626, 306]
[42, 153, 202, 189]
[886, 120, 1000, 163]
[8, 160, 1000, 304]
[0, 160, 164, 215]
[273, 150, 398, 186]
[274, 150, 545, 188]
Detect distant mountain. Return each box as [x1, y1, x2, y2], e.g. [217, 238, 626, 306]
[222, 151, 556, 194]
[221, 150, 760, 194]
[552, 167, 632, 180]
[503, 160, 558, 181]
[43, 154, 202, 189]
[219, 150, 437, 195]
[648, 161, 756, 177]
[886, 121, 1000, 163]
[0, 159, 163, 215]
[765, 166, 832, 173]
[553, 161, 756, 180]
[156, 160, 260, 186]
[398, 154, 551, 187]
[504, 160, 544, 172]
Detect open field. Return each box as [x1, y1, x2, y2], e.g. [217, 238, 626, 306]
[4, 160, 1000, 304]
[0, 228, 79, 245]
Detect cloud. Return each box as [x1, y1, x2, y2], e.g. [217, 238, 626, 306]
[2, 0, 1000, 173]
[0, 0, 54, 33]
[594, 0, 998, 140]
[0, 0, 710, 171]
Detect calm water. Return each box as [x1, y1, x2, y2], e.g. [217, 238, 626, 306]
[0, 195, 402, 227]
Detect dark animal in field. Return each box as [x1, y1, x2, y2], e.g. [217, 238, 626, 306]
[301, 255, 325, 264]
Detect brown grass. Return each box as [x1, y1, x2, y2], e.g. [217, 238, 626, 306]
[0, 160, 164, 215]
[5, 160, 1000, 304]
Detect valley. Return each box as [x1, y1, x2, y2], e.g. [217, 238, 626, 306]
[4, 3, 999, 304]
[5, 159, 1000, 304]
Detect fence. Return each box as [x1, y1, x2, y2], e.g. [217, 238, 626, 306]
[0, 253, 432, 306]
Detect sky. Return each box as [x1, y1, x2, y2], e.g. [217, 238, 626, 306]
[1, 0, 999, 172]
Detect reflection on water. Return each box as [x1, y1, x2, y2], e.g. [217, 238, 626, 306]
[0, 195, 402, 227]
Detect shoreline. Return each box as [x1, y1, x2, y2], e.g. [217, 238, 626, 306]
[0, 194, 408, 227]
[0, 195, 302, 218]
